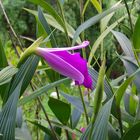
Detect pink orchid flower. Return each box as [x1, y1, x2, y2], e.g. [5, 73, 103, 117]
[35, 41, 92, 89]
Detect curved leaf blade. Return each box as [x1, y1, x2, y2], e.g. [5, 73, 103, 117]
[72, 3, 125, 45]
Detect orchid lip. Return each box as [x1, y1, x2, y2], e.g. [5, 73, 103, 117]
[36, 41, 89, 53]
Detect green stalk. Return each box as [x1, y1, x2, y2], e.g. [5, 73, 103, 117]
[99, 1, 104, 61]
[88, 60, 105, 139]
[79, 0, 86, 59]
[0, 0, 23, 51]
[123, 0, 133, 32]
[55, 87, 60, 99]
[37, 97, 59, 140]
[30, 84, 59, 140]
[56, 0, 71, 46]
[78, 86, 89, 125]
[116, 106, 123, 137]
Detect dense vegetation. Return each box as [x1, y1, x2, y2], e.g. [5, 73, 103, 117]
[0, 0, 140, 140]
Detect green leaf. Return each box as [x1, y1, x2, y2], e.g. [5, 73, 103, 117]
[100, 12, 114, 32]
[72, 2, 125, 45]
[28, 0, 64, 27]
[71, 108, 81, 129]
[60, 92, 90, 113]
[38, 7, 57, 47]
[92, 61, 105, 121]
[40, 120, 80, 137]
[0, 38, 10, 103]
[91, 0, 102, 13]
[24, 8, 81, 44]
[88, 68, 113, 100]
[121, 109, 134, 124]
[19, 78, 70, 105]
[82, 0, 90, 16]
[115, 73, 135, 106]
[133, 15, 140, 49]
[88, 16, 126, 64]
[122, 121, 140, 140]
[28, 120, 53, 137]
[9, 56, 39, 97]
[15, 122, 32, 140]
[112, 30, 134, 57]
[121, 56, 140, 92]
[0, 39, 8, 68]
[48, 97, 71, 125]
[124, 92, 138, 116]
[0, 66, 18, 86]
[16, 107, 23, 128]
[91, 98, 113, 140]
[81, 98, 113, 140]
[108, 123, 120, 140]
[0, 78, 23, 140]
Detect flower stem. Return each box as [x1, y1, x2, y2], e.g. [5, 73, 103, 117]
[55, 87, 60, 99]
[78, 86, 89, 125]
[37, 97, 59, 140]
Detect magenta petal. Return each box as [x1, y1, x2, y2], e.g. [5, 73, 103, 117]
[52, 51, 92, 89]
[36, 41, 92, 89]
[36, 50, 84, 84]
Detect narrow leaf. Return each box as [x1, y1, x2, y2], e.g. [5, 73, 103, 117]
[88, 68, 113, 100]
[24, 8, 81, 43]
[19, 78, 70, 105]
[0, 66, 18, 86]
[0, 80, 23, 140]
[72, 2, 125, 45]
[133, 15, 140, 49]
[71, 108, 81, 129]
[88, 16, 125, 64]
[60, 92, 90, 113]
[112, 30, 134, 57]
[122, 121, 140, 140]
[91, 0, 102, 13]
[81, 98, 113, 140]
[121, 56, 140, 92]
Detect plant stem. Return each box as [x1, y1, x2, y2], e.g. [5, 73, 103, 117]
[123, 0, 133, 32]
[55, 86, 70, 140]
[78, 86, 89, 125]
[65, 129, 69, 140]
[87, 89, 90, 103]
[30, 84, 59, 140]
[56, 0, 71, 46]
[79, 0, 86, 59]
[0, 0, 23, 50]
[55, 87, 60, 99]
[35, 101, 40, 140]
[37, 97, 59, 140]
[117, 107, 123, 137]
